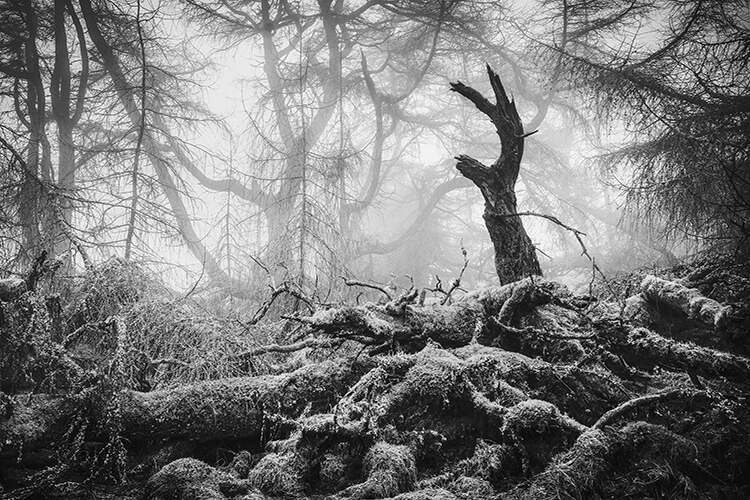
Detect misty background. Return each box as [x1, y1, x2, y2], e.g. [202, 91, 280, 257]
[2, 0, 747, 302]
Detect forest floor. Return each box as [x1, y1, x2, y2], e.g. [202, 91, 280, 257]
[1, 255, 750, 499]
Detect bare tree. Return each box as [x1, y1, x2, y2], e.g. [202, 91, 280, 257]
[550, 0, 750, 258]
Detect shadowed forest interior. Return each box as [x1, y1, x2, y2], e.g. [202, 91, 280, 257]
[1, 0, 749, 498]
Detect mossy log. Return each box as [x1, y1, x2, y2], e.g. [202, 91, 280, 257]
[300, 277, 748, 387]
[640, 275, 730, 327]
[301, 278, 575, 353]
[620, 327, 750, 382]
[4, 275, 750, 498]
[0, 358, 370, 459]
[626, 275, 749, 348]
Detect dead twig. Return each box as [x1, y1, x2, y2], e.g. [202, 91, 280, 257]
[246, 282, 314, 326]
[498, 211, 619, 300]
[441, 245, 469, 305]
[340, 276, 393, 301]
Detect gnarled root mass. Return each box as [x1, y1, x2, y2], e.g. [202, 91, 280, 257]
[1, 273, 749, 499]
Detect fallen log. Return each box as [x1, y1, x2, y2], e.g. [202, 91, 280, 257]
[0, 358, 371, 460]
[622, 327, 750, 383]
[640, 275, 730, 328]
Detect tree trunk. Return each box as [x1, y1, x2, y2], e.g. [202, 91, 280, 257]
[450, 66, 541, 283]
[17, 2, 46, 265]
[50, 0, 76, 268]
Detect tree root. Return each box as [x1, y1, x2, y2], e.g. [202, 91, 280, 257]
[503, 422, 704, 499]
[592, 388, 707, 429]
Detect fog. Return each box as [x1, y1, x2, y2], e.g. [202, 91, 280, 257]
[126, 0, 641, 291]
[1, 0, 721, 297]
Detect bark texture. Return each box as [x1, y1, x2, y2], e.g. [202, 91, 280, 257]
[450, 66, 541, 283]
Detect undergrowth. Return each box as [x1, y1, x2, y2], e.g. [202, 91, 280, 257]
[0, 257, 287, 493]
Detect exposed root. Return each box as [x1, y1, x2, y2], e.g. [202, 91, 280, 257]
[3, 270, 749, 498]
[502, 399, 586, 474]
[592, 388, 707, 430]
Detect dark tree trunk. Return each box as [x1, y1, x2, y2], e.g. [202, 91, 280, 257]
[17, 2, 46, 265]
[51, 0, 75, 267]
[450, 65, 541, 283]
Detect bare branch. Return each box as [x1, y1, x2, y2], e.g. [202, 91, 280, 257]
[341, 276, 393, 301]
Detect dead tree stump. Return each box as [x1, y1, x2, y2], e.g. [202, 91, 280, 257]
[450, 65, 541, 284]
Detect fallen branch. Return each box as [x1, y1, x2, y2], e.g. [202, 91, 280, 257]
[234, 337, 342, 358]
[341, 276, 393, 301]
[592, 388, 705, 430]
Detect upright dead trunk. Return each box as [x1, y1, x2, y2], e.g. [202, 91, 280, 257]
[450, 65, 541, 283]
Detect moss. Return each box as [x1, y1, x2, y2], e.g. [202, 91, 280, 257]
[319, 451, 348, 489]
[246, 451, 306, 497]
[341, 442, 417, 498]
[458, 438, 520, 487]
[391, 488, 458, 500]
[503, 400, 563, 436]
[0, 278, 26, 301]
[145, 458, 249, 500]
[502, 400, 585, 474]
[407, 303, 482, 347]
[366, 347, 475, 437]
[462, 279, 552, 317]
[137, 442, 197, 478]
[506, 422, 710, 500]
[457, 344, 542, 392]
[117, 357, 369, 443]
[626, 326, 750, 381]
[623, 294, 655, 326]
[641, 275, 727, 326]
[309, 305, 394, 339]
[457, 345, 624, 425]
[447, 475, 495, 499]
[235, 493, 266, 500]
[364, 442, 416, 490]
[401, 347, 466, 403]
[229, 450, 254, 479]
[390, 488, 458, 500]
[504, 429, 610, 499]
